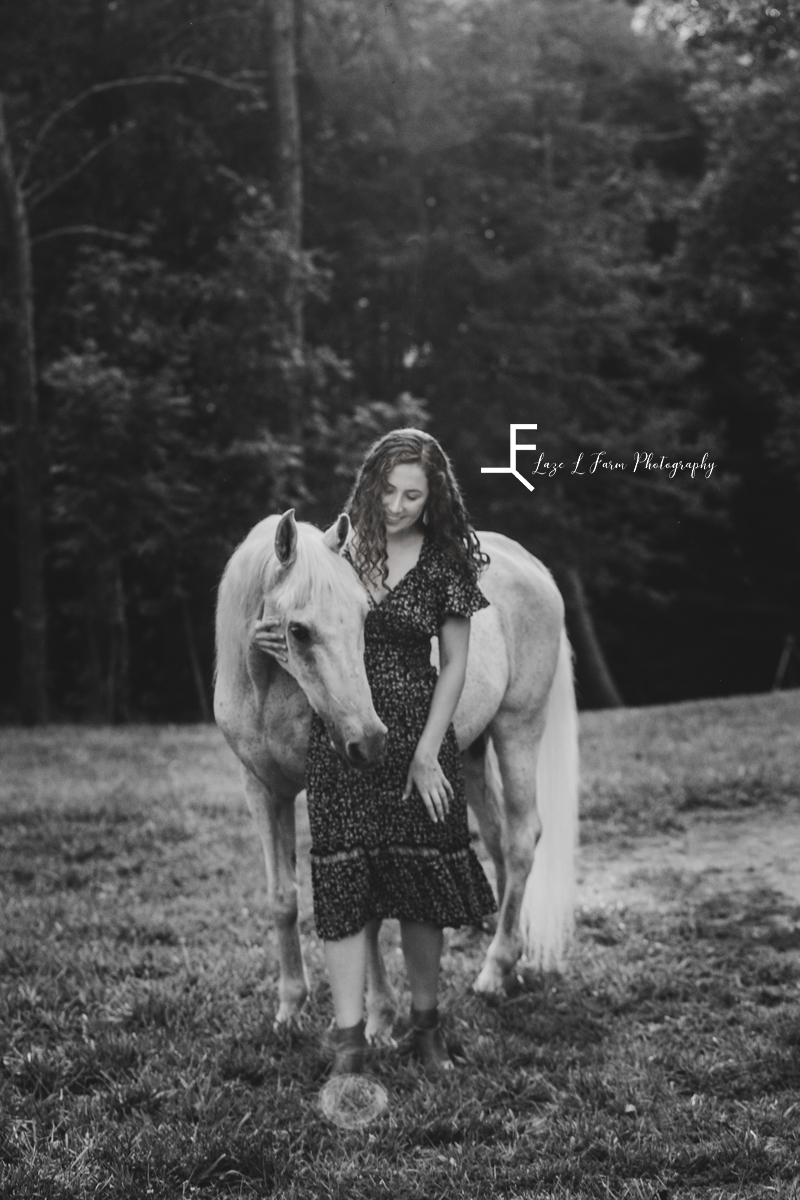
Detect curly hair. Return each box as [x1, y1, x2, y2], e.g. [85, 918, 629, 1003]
[345, 428, 489, 588]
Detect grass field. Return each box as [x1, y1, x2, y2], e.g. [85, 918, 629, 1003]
[1, 691, 800, 1199]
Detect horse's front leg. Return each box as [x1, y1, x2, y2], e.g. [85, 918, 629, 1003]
[364, 918, 398, 1046]
[474, 719, 543, 995]
[241, 767, 309, 1028]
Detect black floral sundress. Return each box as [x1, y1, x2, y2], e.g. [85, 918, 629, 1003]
[305, 534, 498, 941]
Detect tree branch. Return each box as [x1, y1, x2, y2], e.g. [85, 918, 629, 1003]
[25, 123, 135, 209]
[31, 224, 141, 247]
[17, 75, 188, 187]
[18, 67, 267, 190]
[171, 65, 265, 95]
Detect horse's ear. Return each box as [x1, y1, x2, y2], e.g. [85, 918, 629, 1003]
[322, 513, 351, 555]
[275, 509, 298, 566]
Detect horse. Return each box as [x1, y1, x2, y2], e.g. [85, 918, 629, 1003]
[214, 509, 579, 1038]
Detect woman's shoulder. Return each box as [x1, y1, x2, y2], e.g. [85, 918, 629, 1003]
[422, 536, 489, 616]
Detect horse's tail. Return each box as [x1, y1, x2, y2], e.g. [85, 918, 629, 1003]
[494, 627, 579, 970]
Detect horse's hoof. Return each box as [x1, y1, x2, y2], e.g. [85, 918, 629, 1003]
[365, 1006, 398, 1048]
[273, 1000, 307, 1032]
[472, 960, 508, 996]
[365, 1026, 397, 1050]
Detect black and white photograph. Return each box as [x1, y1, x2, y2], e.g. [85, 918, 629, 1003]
[1, 0, 799, 1194]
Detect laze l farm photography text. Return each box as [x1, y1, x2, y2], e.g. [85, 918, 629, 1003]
[481, 425, 717, 487]
[548, 450, 715, 479]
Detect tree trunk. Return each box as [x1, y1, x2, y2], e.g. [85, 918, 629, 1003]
[772, 634, 799, 690]
[112, 562, 131, 722]
[270, 0, 305, 438]
[86, 613, 105, 721]
[0, 94, 48, 724]
[562, 566, 624, 709]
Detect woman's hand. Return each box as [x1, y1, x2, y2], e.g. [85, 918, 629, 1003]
[403, 749, 453, 823]
[253, 620, 289, 664]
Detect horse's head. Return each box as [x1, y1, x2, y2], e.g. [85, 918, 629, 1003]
[264, 510, 387, 768]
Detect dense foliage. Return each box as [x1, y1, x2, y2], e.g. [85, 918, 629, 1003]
[0, 0, 797, 718]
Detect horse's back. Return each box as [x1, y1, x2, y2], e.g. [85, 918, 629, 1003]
[478, 531, 564, 690]
[477, 531, 561, 609]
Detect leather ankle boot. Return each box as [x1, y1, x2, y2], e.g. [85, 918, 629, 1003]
[330, 1019, 368, 1077]
[410, 1007, 454, 1073]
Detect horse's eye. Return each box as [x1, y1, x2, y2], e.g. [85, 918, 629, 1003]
[288, 623, 311, 644]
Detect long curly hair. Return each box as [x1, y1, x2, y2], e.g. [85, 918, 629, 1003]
[345, 429, 489, 588]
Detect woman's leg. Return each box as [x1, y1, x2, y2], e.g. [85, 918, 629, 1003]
[400, 920, 453, 1070]
[324, 928, 367, 1028]
[399, 920, 443, 1011]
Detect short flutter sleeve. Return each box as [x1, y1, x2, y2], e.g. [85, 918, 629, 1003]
[429, 543, 490, 626]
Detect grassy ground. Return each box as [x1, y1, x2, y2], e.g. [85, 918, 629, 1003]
[1, 691, 799, 1199]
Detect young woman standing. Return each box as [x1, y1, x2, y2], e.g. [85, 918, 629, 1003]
[256, 429, 496, 1074]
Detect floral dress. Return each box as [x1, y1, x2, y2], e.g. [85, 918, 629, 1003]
[305, 534, 497, 941]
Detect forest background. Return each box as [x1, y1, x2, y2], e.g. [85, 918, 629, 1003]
[0, 0, 798, 723]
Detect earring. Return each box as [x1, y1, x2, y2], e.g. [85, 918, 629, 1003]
[422, 507, 429, 526]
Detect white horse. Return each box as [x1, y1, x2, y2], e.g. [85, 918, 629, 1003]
[214, 510, 578, 1038]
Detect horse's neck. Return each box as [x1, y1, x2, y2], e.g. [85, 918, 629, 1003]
[246, 637, 302, 708]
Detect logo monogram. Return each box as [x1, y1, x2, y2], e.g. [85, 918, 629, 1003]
[481, 424, 538, 491]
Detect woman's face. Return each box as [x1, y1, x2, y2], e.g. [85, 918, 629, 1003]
[381, 461, 429, 534]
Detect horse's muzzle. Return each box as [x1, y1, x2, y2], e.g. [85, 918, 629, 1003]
[344, 725, 387, 769]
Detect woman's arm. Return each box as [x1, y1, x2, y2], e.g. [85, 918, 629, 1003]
[403, 615, 470, 823]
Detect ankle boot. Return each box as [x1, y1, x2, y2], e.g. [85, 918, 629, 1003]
[330, 1019, 368, 1077]
[410, 1007, 454, 1073]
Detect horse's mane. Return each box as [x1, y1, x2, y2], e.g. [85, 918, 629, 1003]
[215, 517, 356, 690]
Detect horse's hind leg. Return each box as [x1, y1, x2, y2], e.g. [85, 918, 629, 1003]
[242, 767, 309, 1028]
[474, 718, 543, 995]
[364, 919, 398, 1046]
[463, 736, 505, 919]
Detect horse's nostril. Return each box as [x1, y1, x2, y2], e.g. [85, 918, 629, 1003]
[346, 741, 367, 765]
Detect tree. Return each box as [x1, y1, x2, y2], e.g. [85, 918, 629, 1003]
[42, 209, 311, 718]
[0, 95, 48, 723]
[271, 0, 306, 437]
[642, 0, 800, 682]
[0, 0, 275, 718]
[0, 63, 259, 722]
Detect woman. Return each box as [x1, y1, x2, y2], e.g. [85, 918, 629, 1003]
[255, 429, 496, 1075]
